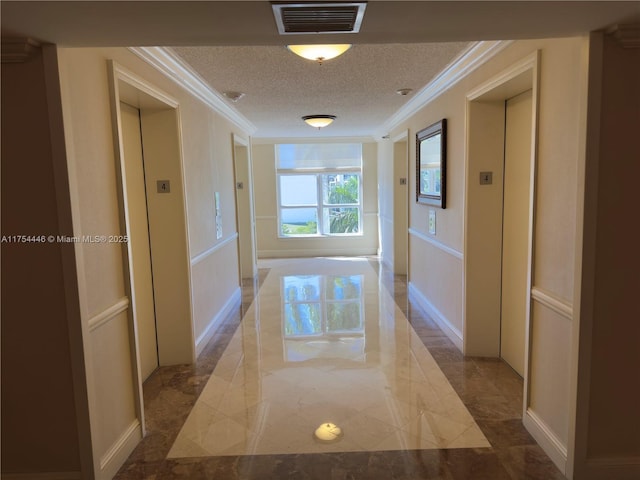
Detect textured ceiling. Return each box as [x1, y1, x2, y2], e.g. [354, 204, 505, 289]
[171, 42, 470, 138]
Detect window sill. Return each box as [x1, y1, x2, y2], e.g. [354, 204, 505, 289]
[278, 233, 364, 239]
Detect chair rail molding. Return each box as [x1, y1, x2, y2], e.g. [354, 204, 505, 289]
[408, 227, 463, 260]
[87, 297, 130, 332]
[531, 286, 573, 321]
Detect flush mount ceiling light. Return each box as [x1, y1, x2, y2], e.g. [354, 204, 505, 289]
[287, 44, 352, 64]
[302, 114, 336, 129]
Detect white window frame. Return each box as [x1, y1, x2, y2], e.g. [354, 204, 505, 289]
[277, 167, 363, 238]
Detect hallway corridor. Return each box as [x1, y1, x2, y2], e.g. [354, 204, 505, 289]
[115, 258, 564, 479]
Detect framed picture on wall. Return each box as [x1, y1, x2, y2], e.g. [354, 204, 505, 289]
[416, 119, 446, 208]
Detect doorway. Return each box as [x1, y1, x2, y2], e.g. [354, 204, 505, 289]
[392, 132, 409, 275]
[109, 62, 195, 437]
[464, 52, 539, 384]
[233, 134, 258, 280]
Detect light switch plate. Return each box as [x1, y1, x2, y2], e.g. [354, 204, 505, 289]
[214, 192, 221, 214]
[429, 209, 436, 235]
[216, 215, 222, 239]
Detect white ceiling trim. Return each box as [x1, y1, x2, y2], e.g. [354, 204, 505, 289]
[128, 46, 258, 135]
[374, 40, 514, 138]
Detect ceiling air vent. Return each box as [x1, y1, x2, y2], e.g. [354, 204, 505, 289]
[272, 2, 367, 35]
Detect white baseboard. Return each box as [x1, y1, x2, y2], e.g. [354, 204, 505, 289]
[195, 287, 242, 357]
[407, 282, 463, 350]
[523, 408, 567, 475]
[99, 419, 142, 480]
[380, 254, 393, 271]
[1, 472, 81, 480]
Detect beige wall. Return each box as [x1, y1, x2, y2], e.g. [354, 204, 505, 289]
[1, 46, 88, 477]
[252, 140, 379, 258]
[57, 46, 245, 478]
[379, 37, 591, 476]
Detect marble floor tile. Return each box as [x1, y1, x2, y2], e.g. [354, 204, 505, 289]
[167, 258, 489, 458]
[115, 257, 565, 480]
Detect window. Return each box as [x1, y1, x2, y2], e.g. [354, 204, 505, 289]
[276, 144, 363, 237]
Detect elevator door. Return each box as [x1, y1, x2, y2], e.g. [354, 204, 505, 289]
[500, 89, 532, 377]
[121, 102, 159, 381]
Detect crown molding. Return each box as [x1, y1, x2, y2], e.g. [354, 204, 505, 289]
[128, 46, 257, 135]
[607, 24, 640, 48]
[1, 37, 40, 63]
[374, 40, 514, 138]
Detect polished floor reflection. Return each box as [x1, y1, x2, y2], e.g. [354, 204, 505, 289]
[168, 258, 488, 457]
[115, 257, 566, 479]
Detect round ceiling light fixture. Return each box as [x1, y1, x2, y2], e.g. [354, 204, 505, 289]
[287, 44, 352, 64]
[302, 115, 336, 129]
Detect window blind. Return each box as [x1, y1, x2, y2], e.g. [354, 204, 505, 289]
[276, 144, 362, 170]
